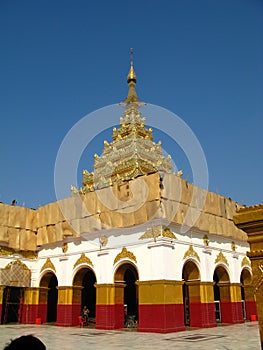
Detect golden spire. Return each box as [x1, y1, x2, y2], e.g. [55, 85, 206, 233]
[125, 48, 138, 103]
[127, 48, 137, 83]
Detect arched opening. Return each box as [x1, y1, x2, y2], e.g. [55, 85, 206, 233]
[240, 268, 252, 320]
[1, 287, 24, 324]
[213, 266, 230, 323]
[182, 260, 200, 327]
[114, 263, 139, 326]
[73, 268, 97, 319]
[39, 272, 58, 323]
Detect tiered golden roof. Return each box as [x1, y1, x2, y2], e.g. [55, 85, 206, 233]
[77, 53, 173, 193]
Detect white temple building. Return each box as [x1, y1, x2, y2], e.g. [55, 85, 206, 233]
[0, 56, 257, 333]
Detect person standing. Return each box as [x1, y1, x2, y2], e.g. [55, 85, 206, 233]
[81, 305, 89, 325]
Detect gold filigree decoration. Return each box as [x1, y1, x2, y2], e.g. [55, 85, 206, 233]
[4, 259, 30, 271]
[203, 235, 209, 246]
[231, 241, 236, 252]
[215, 251, 229, 267]
[99, 236, 108, 248]
[162, 227, 176, 239]
[62, 243, 68, 254]
[241, 256, 251, 267]
[114, 247, 137, 265]
[20, 251, 38, 259]
[0, 247, 37, 259]
[0, 246, 14, 256]
[254, 263, 263, 292]
[73, 253, 94, 269]
[139, 226, 161, 240]
[183, 245, 200, 262]
[40, 258, 56, 273]
[139, 225, 176, 240]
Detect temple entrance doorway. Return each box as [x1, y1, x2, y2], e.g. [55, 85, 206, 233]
[213, 265, 230, 323]
[182, 260, 200, 327]
[114, 263, 138, 323]
[73, 268, 97, 319]
[1, 287, 24, 324]
[39, 272, 58, 323]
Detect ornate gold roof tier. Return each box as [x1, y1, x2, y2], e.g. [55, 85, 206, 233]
[78, 52, 173, 193]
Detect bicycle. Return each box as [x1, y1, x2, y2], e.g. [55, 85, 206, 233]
[125, 315, 137, 328]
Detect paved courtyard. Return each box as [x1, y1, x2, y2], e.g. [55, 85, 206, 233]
[0, 322, 261, 350]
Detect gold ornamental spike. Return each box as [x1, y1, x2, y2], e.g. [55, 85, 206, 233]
[120, 48, 146, 106]
[125, 48, 139, 103]
[127, 48, 137, 83]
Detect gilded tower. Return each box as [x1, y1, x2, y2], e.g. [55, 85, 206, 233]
[78, 51, 172, 193]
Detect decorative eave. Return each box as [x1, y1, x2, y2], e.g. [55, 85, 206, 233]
[215, 251, 229, 267]
[241, 256, 251, 267]
[233, 204, 263, 240]
[234, 204, 263, 228]
[112, 122, 153, 141]
[40, 257, 56, 273]
[74, 252, 94, 269]
[183, 244, 201, 262]
[114, 247, 137, 264]
[140, 225, 176, 240]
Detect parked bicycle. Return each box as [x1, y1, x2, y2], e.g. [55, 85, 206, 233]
[125, 315, 137, 328]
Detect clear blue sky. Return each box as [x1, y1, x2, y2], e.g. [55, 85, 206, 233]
[0, 0, 262, 209]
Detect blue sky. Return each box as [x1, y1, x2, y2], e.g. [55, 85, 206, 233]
[0, 0, 262, 209]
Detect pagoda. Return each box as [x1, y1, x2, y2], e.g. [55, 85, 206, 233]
[78, 50, 173, 193]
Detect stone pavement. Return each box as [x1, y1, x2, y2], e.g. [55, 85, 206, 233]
[0, 322, 261, 350]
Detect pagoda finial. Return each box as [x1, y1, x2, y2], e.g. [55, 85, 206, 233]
[127, 48, 137, 83]
[130, 47, 133, 66]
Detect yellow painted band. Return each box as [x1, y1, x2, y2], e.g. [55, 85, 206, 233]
[57, 286, 73, 305]
[230, 283, 242, 303]
[96, 283, 126, 305]
[24, 288, 40, 304]
[0, 286, 5, 304]
[137, 280, 184, 305]
[199, 282, 215, 303]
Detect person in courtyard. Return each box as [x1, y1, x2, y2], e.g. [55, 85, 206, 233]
[124, 304, 128, 327]
[3, 335, 46, 350]
[81, 305, 90, 325]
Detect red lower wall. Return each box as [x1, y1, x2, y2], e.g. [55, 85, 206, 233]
[245, 301, 257, 320]
[56, 304, 80, 326]
[190, 302, 216, 328]
[96, 304, 123, 330]
[20, 304, 39, 324]
[38, 304, 48, 324]
[221, 302, 244, 324]
[138, 304, 185, 333]
[71, 304, 82, 326]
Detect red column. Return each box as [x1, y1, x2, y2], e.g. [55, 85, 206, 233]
[56, 286, 82, 327]
[20, 288, 40, 324]
[38, 287, 49, 324]
[188, 282, 216, 328]
[96, 283, 125, 330]
[137, 280, 185, 333]
[219, 283, 244, 324]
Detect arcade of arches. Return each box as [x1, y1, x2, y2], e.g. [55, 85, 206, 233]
[0, 260, 256, 332]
